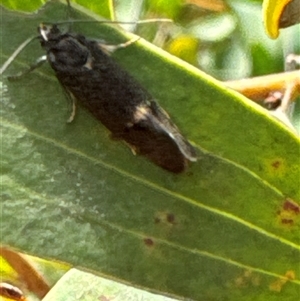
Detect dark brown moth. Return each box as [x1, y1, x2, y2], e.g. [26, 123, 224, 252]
[8, 2, 197, 173]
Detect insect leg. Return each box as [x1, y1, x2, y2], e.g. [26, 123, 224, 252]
[126, 143, 138, 155]
[66, 93, 77, 123]
[0, 36, 37, 75]
[98, 37, 141, 54]
[66, 0, 72, 19]
[60, 86, 77, 123]
[7, 55, 47, 81]
[65, 0, 74, 32]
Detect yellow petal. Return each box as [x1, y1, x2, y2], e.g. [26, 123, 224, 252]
[262, 0, 293, 39]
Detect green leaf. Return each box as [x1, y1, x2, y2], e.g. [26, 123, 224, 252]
[1, 1, 299, 300]
[0, 0, 46, 12]
[73, 0, 111, 20]
[43, 268, 182, 301]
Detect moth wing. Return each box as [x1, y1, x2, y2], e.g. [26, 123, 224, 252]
[134, 101, 197, 162]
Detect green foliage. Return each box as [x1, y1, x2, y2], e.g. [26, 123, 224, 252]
[1, 1, 299, 300]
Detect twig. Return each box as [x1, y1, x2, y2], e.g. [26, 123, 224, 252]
[225, 70, 300, 101]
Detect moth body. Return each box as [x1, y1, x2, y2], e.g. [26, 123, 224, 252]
[39, 24, 197, 173]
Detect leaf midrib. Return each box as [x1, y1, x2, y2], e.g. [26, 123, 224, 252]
[2, 119, 299, 254]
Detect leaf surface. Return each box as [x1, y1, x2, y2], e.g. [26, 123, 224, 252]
[1, 2, 299, 300]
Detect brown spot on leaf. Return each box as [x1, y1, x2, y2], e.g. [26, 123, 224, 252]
[269, 270, 296, 292]
[144, 238, 154, 247]
[155, 211, 177, 226]
[234, 276, 246, 288]
[276, 198, 300, 228]
[271, 160, 281, 169]
[166, 213, 175, 224]
[154, 217, 161, 224]
[285, 270, 296, 280]
[281, 218, 293, 225]
[264, 158, 286, 176]
[283, 199, 300, 214]
[233, 270, 261, 288]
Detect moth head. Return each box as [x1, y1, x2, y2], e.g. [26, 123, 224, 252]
[38, 23, 61, 41]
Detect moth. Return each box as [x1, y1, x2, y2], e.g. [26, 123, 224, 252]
[7, 1, 197, 173]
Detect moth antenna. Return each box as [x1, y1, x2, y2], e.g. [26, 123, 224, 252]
[63, 1, 172, 26]
[0, 36, 38, 75]
[131, 19, 173, 24]
[66, 0, 74, 31]
[66, 0, 72, 16]
[45, 19, 173, 26]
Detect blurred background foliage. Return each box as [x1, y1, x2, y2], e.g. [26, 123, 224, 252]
[109, 0, 300, 130]
[2, 0, 299, 130]
[1, 0, 298, 80]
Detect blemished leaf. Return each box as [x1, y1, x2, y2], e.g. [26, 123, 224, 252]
[1, 1, 299, 300]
